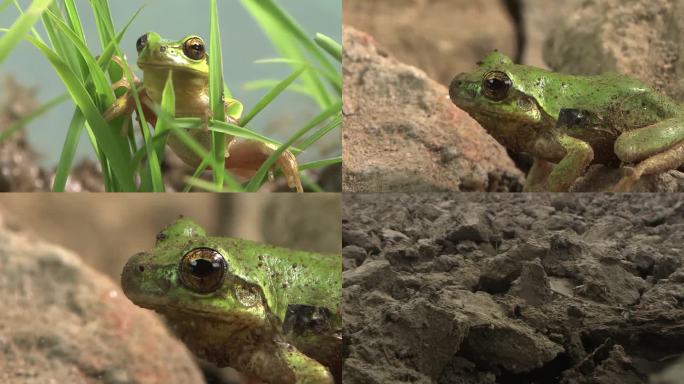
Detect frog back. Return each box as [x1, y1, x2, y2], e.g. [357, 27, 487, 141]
[518, 70, 682, 127]
[213, 237, 341, 323]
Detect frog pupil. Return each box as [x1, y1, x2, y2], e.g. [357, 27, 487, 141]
[136, 33, 148, 53]
[189, 258, 215, 277]
[482, 72, 511, 101]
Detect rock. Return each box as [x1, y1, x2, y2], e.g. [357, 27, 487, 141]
[544, 0, 684, 101]
[446, 290, 563, 374]
[342, 245, 367, 266]
[0, 77, 51, 192]
[380, 228, 410, 243]
[342, 0, 517, 86]
[342, 26, 524, 192]
[0, 224, 204, 383]
[509, 261, 553, 307]
[342, 260, 394, 290]
[478, 239, 548, 294]
[343, 228, 381, 253]
[652, 355, 684, 384]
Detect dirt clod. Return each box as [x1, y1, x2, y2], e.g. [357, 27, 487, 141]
[343, 194, 684, 383]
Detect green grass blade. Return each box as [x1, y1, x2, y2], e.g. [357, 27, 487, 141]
[209, 0, 226, 187]
[241, 0, 336, 76]
[207, 120, 301, 154]
[154, 71, 176, 160]
[0, 0, 53, 63]
[297, 113, 341, 151]
[1, 0, 12, 14]
[254, 58, 341, 95]
[243, 79, 314, 97]
[0, 93, 68, 143]
[44, 10, 114, 106]
[299, 156, 341, 171]
[300, 174, 323, 192]
[90, 0, 116, 51]
[19, 34, 135, 189]
[42, 3, 86, 80]
[240, 66, 305, 126]
[240, 0, 334, 108]
[52, 108, 86, 191]
[314, 33, 341, 62]
[154, 108, 243, 191]
[183, 158, 211, 192]
[244, 100, 341, 192]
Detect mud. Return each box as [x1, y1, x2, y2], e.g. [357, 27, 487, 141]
[342, 194, 684, 383]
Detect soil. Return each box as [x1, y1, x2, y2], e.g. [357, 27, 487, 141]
[342, 193, 684, 383]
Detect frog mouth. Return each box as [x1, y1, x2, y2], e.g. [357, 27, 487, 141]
[137, 61, 206, 74]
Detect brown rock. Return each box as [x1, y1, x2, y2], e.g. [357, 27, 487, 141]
[0, 223, 204, 384]
[543, 0, 684, 101]
[342, 0, 517, 86]
[342, 26, 524, 192]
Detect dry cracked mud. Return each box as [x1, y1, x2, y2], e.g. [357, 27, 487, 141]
[342, 194, 684, 383]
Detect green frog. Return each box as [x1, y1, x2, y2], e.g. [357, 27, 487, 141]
[449, 52, 684, 191]
[105, 32, 302, 192]
[120, 218, 341, 383]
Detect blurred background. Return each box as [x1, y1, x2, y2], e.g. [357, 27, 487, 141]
[0, 193, 341, 280]
[0, 0, 341, 167]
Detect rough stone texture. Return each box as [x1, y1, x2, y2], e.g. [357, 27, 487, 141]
[0, 77, 52, 191]
[342, 0, 517, 86]
[342, 27, 524, 192]
[544, 0, 684, 101]
[0, 219, 205, 384]
[343, 194, 684, 383]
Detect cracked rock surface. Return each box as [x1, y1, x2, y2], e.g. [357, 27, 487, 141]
[342, 193, 684, 383]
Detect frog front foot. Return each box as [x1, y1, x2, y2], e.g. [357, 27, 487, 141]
[238, 341, 333, 384]
[227, 139, 303, 192]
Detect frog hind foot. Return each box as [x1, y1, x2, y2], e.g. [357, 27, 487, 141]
[226, 139, 303, 192]
[612, 139, 684, 192]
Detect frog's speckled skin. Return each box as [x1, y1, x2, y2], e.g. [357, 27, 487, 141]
[104, 33, 302, 192]
[449, 52, 684, 191]
[121, 218, 341, 384]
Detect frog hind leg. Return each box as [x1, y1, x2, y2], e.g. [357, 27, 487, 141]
[226, 139, 303, 192]
[613, 118, 684, 191]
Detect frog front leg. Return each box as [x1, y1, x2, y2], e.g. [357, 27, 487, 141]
[237, 341, 333, 384]
[524, 158, 554, 192]
[103, 56, 156, 127]
[613, 118, 684, 191]
[527, 135, 594, 192]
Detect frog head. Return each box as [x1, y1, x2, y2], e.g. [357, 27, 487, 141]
[449, 52, 550, 126]
[135, 32, 209, 75]
[121, 218, 270, 327]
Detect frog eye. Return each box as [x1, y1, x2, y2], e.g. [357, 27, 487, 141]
[183, 37, 205, 60]
[482, 71, 512, 101]
[179, 248, 227, 293]
[136, 33, 149, 54]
